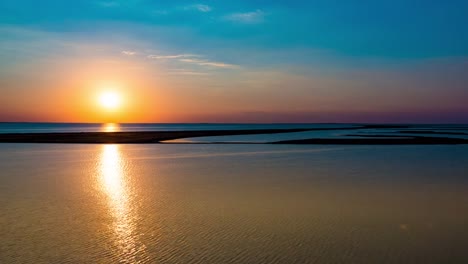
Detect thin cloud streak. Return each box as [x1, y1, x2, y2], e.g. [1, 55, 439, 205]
[179, 58, 239, 68]
[153, 4, 212, 16]
[147, 54, 199, 59]
[121, 50, 137, 56]
[185, 4, 212, 12]
[225, 10, 265, 24]
[146, 52, 239, 69]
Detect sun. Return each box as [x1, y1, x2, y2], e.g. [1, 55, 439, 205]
[99, 91, 121, 110]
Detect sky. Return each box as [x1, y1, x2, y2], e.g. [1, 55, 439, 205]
[1, 0, 468, 123]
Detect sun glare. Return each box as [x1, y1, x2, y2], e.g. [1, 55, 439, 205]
[99, 91, 121, 110]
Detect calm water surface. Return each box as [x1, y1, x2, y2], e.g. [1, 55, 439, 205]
[1, 144, 468, 263]
[0, 123, 357, 133]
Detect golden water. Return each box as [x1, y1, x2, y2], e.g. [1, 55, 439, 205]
[1, 144, 468, 263]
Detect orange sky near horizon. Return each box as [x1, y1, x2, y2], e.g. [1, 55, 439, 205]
[1, 58, 169, 123]
[1, 51, 468, 123]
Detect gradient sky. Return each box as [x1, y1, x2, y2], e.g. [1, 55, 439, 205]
[1, 0, 468, 123]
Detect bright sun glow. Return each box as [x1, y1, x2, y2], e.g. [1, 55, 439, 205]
[99, 91, 121, 110]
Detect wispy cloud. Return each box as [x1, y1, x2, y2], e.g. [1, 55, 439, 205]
[225, 10, 265, 24]
[147, 54, 199, 59]
[153, 4, 212, 15]
[184, 4, 212, 12]
[121, 50, 137, 56]
[121, 50, 238, 69]
[179, 58, 239, 68]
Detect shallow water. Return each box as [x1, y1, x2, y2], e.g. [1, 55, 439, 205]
[0, 123, 356, 133]
[1, 144, 468, 263]
[162, 125, 468, 143]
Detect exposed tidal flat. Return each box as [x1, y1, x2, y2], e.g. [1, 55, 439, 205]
[1, 124, 468, 144]
[1, 143, 468, 263]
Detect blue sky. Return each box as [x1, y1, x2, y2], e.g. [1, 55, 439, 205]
[1, 0, 468, 122]
[2, 0, 467, 57]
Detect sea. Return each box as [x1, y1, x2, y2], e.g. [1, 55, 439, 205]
[1, 123, 468, 263]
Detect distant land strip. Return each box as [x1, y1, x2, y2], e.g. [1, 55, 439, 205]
[0, 128, 315, 144]
[1, 125, 467, 144]
[397, 130, 468, 135]
[271, 137, 468, 145]
[0, 125, 405, 144]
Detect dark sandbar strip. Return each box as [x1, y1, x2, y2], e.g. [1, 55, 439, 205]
[271, 137, 468, 145]
[0, 129, 313, 144]
[397, 130, 468, 135]
[0, 125, 396, 144]
[2, 125, 466, 144]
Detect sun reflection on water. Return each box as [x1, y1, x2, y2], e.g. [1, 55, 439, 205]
[99, 144, 146, 263]
[102, 123, 120, 132]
